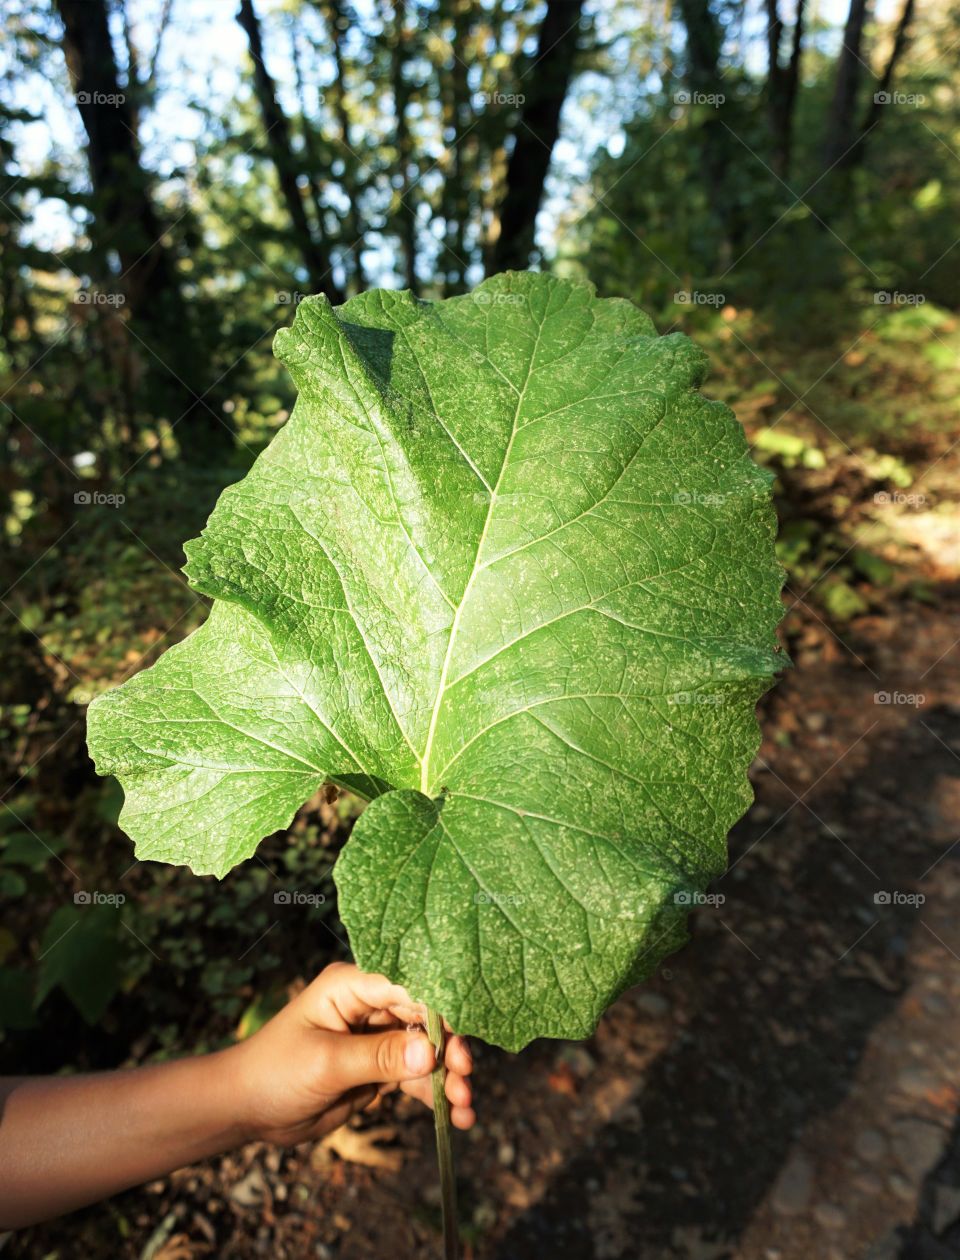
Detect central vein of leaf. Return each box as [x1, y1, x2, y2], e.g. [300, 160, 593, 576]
[419, 303, 545, 795]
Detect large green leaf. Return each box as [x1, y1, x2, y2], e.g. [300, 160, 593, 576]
[88, 272, 783, 1051]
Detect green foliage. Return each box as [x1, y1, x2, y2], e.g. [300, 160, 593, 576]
[36, 904, 123, 1025]
[0, 968, 35, 1031]
[88, 272, 784, 1050]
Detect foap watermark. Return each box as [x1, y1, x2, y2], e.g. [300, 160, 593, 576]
[874, 490, 926, 507]
[874, 290, 925, 306]
[474, 291, 526, 306]
[474, 890, 525, 907]
[874, 690, 925, 707]
[675, 290, 726, 307]
[276, 290, 309, 306]
[673, 489, 727, 506]
[674, 90, 725, 108]
[76, 90, 126, 107]
[475, 90, 525, 107]
[74, 489, 125, 508]
[667, 690, 725, 706]
[74, 890, 126, 906]
[75, 289, 125, 307]
[874, 890, 925, 907]
[674, 890, 725, 907]
[274, 890, 326, 907]
[874, 90, 925, 107]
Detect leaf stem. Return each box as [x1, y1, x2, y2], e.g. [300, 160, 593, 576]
[426, 1006, 459, 1260]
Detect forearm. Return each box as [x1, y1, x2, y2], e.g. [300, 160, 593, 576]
[0, 1047, 248, 1230]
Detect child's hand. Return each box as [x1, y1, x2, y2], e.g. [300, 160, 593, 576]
[0, 962, 472, 1227]
[228, 962, 475, 1145]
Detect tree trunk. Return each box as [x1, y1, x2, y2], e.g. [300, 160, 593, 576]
[822, 0, 872, 171]
[237, 0, 343, 303]
[851, 0, 916, 163]
[288, 24, 344, 292]
[765, 0, 805, 178]
[0, 119, 35, 371]
[680, 0, 722, 90]
[491, 0, 585, 272]
[677, 0, 744, 258]
[57, 0, 231, 454]
[314, 0, 368, 291]
[478, 0, 513, 272]
[56, 0, 184, 319]
[390, 0, 419, 292]
[444, 0, 474, 292]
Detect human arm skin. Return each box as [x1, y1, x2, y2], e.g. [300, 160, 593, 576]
[0, 963, 474, 1230]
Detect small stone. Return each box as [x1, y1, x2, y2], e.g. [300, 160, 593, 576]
[855, 1129, 886, 1163]
[888, 1172, 915, 1201]
[813, 1203, 846, 1229]
[771, 1153, 813, 1215]
[557, 1044, 596, 1077]
[898, 1066, 939, 1099]
[891, 1118, 946, 1179]
[229, 1166, 269, 1208]
[853, 1172, 883, 1196]
[931, 1183, 960, 1234]
[497, 1141, 516, 1166]
[865, 1232, 902, 1260]
[473, 1202, 497, 1230]
[635, 991, 670, 1017]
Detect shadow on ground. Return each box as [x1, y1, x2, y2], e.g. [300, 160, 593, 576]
[492, 692, 960, 1260]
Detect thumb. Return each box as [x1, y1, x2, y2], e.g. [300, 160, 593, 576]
[322, 1027, 436, 1091]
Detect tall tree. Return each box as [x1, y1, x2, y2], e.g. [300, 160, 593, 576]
[120, 0, 175, 141]
[57, 0, 230, 454]
[676, 0, 744, 258]
[441, 0, 475, 291]
[56, 0, 184, 320]
[851, 0, 917, 163]
[822, 0, 872, 171]
[313, 0, 368, 290]
[237, 0, 343, 302]
[0, 107, 36, 371]
[491, 0, 585, 272]
[765, 0, 806, 178]
[388, 0, 419, 292]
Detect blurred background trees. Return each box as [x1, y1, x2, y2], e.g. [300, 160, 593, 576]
[1, 0, 953, 441]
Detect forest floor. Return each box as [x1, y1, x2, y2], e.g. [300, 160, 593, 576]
[13, 511, 958, 1260]
[6, 330, 960, 1259]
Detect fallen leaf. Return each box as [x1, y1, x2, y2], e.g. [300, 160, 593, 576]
[318, 1124, 404, 1171]
[547, 1063, 578, 1096]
